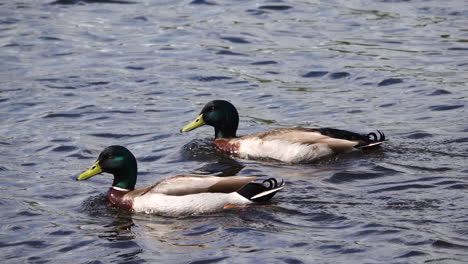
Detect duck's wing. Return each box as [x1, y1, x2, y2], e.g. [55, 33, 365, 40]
[246, 128, 385, 152]
[309, 128, 386, 149]
[140, 175, 258, 196]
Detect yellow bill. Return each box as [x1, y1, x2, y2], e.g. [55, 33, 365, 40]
[180, 114, 205, 132]
[77, 161, 102, 181]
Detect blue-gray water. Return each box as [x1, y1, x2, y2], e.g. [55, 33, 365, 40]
[1, 0, 467, 263]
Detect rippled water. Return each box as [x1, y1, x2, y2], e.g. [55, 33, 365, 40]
[1, 0, 467, 263]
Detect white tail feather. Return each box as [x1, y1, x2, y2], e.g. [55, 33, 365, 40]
[250, 185, 284, 200]
[359, 141, 384, 148]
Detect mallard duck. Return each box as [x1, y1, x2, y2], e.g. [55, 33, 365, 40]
[180, 100, 386, 163]
[77, 145, 284, 216]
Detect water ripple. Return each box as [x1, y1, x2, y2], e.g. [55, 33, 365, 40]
[429, 105, 464, 111]
[43, 113, 82, 118]
[369, 183, 436, 193]
[327, 171, 387, 183]
[258, 5, 293, 11]
[302, 71, 328, 78]
[89, 133, 151, 139]
[378, 78, 404, 86]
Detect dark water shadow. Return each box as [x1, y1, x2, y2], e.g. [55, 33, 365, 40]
[180, 138, 245, 176]
[78, 193, 146, 263]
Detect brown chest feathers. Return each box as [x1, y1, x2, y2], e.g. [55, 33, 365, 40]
[214, 138, 240, 155]
[107, 188, 133, 211]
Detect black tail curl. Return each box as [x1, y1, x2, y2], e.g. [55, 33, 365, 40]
[237, 177, 284, 202]
[262, 177, 284, 189]
[367, 130, 385, 142]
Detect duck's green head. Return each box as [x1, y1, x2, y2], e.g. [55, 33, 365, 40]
[180, 100, 239, 139]
[77, 145, 138, 190]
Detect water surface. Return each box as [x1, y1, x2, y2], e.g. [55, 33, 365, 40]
[1, 0, 467, 263]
